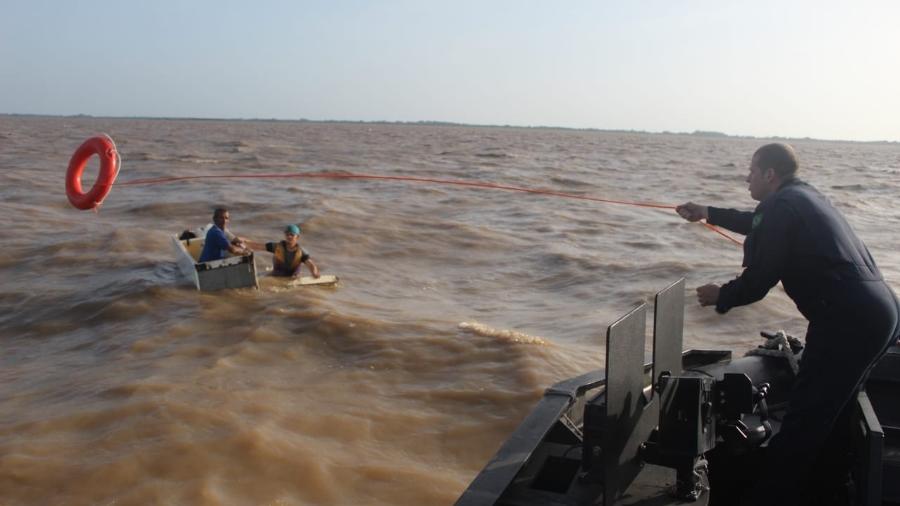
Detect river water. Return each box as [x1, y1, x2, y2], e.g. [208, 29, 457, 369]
[1, 116, 898, 505]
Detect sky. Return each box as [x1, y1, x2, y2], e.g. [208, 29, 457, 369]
[2, 1, 899, 142]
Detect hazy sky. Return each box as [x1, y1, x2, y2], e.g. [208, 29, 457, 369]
[2, 1, 899, 141]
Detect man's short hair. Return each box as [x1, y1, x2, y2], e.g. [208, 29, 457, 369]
[213, 207, 228, 219]
[754, 143, 799, 179]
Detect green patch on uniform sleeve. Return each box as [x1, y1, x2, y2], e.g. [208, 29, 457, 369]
[752, 213, 763, 229]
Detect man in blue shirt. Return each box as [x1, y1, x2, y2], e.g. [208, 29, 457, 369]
[198, 208, 249, 262]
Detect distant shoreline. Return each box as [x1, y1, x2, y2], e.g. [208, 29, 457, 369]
[1, 112, 896, 145]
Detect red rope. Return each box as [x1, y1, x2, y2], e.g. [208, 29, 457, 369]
[116, 170, 743, 245]
[702, 222, 743, 246]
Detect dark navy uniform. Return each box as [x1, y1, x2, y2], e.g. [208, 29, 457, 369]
[708, 178, 900, 505]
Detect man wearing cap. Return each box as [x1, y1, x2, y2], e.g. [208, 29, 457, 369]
[260, 224, 320, 278]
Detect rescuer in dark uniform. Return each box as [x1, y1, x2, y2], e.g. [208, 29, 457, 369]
[676, 143, 899, 505]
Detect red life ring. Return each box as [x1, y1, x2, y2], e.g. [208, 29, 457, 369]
[66, 135, 119, 210]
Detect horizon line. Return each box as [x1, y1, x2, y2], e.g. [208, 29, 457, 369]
[2, 112, 897, 145]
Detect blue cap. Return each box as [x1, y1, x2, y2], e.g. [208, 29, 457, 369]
[285, 224, 301, 235]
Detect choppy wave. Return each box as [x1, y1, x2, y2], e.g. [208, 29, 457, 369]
[458, 321, 549, 345]
[474, 151, 513, 159]
[831, 183, 866, 191]
[123, 151, 165, 162]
